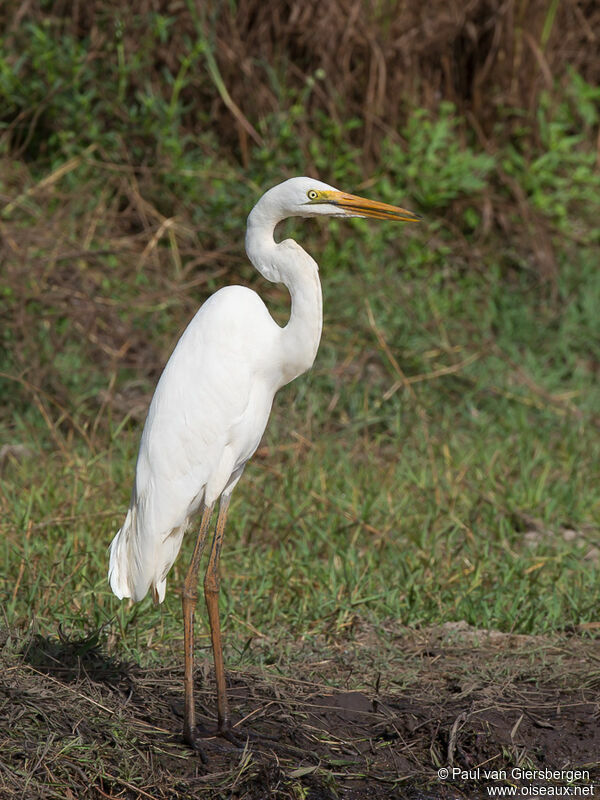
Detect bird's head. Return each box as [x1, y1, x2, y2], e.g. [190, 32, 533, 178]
[246, 177, 421, 285]
[257, 176, 421, 224]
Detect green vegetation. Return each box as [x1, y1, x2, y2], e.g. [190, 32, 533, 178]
[1, 6, 599, 670]
[1, 5, 599, 799]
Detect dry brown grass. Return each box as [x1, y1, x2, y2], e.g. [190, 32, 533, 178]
[2, 0, 599, 161]
[1, 622, 599, 799]
[0, 149, 243, 438]
[2, 1, 597, 405]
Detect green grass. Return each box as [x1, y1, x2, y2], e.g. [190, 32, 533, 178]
[2, 15, 600, 800]
[1, 26, 599, 668]
[2, 213, 598, 664]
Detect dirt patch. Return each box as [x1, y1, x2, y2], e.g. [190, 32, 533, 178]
[1, 624, 599, 799]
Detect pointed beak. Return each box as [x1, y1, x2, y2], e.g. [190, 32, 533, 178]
[326, 190, 422, 222]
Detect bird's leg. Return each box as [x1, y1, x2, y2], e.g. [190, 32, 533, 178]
[182, 501, 214, 749]
[204, 493, 232, 734]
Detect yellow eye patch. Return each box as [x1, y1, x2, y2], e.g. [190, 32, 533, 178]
[306, 189, 324, 202]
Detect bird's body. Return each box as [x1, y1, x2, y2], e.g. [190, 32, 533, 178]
[109, 279, 319, 603]
[108, 177, 419, 747]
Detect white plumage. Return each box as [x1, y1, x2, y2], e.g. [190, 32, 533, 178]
[108, 176, 419, 745]
[109, 286, 286, 602]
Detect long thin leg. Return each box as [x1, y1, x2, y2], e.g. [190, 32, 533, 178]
[204, 493, 232, 733]
[182, 501, 214, 748]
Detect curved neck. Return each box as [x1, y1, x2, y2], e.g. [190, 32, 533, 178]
[245, 212, 323, 387]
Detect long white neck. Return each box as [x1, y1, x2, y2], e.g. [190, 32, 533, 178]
[245, 207, 323, 387]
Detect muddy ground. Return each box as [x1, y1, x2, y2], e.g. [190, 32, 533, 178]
[1, 622, 599, 799]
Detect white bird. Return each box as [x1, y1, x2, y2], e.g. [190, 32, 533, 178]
[108, 176, 420, 748]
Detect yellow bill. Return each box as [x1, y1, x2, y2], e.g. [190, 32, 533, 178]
[316, 189, 422, 222]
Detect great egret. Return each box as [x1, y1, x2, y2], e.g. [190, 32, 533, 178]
[109, 176, 420, 748]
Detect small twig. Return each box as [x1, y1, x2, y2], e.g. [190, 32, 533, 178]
[136, 217, 178, 273]
[0, 371, 93, 453]
[2, 145, 97, 217]
[447, 711, 468, 766]
[24, 666, 115, 716]
[383, 351, 482, 400]
[365, 299, 441, 504]
[100, 774, 162, 800]
[492, 344, 584, 420]
[11, 519, 33, 605]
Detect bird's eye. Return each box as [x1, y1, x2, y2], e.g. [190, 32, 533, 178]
[307, 189, 319, 200]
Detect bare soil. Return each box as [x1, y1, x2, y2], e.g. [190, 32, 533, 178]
[1, 623, 599, 799]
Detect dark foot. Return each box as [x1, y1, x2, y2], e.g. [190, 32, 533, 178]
[218, 723, 248, 747]
[183, 726, 208, 762]
[182, 720, 248, 754]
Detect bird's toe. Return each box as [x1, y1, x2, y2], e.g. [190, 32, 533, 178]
[183, 728, 208, 761]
